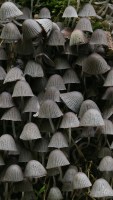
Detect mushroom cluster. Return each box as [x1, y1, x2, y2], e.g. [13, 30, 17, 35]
[0, 1, 113, 200]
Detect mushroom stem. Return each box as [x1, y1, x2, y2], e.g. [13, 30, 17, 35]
[67, 83, 70, 92]
[21, 191, 24, 200]
[68, 128, 72, 145]
[53, 175, 56, 186]
[12, 121, 16, 139]
[66, 192, 68, 200]
[58, 167, 63, 181]
[68, 0, 71, 6]
[5, 183, 8, 200]
[21, 97, 24, 113]
[3, 121, 6, 134]
[41, 152, 45, 166]
[29, 112, 32, 122]
[49, 118, 55, 133]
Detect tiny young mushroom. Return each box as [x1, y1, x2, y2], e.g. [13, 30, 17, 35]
[47, 187, 63, 200]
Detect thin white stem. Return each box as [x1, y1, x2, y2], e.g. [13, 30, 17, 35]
[12, 121, 16, 139]
[49, 118, 55, 133]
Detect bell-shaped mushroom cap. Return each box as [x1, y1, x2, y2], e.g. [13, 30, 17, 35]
[24, 160, 47, 178]
[89, 29, 108, 46]
[0, 2, 23, 20]
[78, 3, 97, 17]
[0, 92, 14, 108]
[80, 109, 104, 127]
[24, 60, 44, 78]
[47, 187, 63, 200]
[15, 38, 34, 55]
[36, 19, 53, 37]
[104, 70, 113, 87]
[20, 122, 41, 141]
[75, 18, 93, 33]
[12, 80, 34, 97]
[19, 146, 33, 163]
[1, 22, 21, 42]
[1, 107, 21, 121]
[13, 180, 33, 192]
[4, 67, 23, 84]
[3, 164, 23, 182]
[38, 100, 63, 118]
[22, 19, 42, 40]
[63, 69, 80, 84]
[39, 7, 51, 19]
[73, 172, 92, 189]
[48, 132, 68, 148]
[52, 22, 60, 31]
[47, 30, 65, 46]
[0, 48, 7, 60]
[0, 134, 18, 151]
[102, 87, 113, 100]
[62, 6, 78, 18]
[60, 112, 79, 128]
[0, 154, 5, 166]
[0, 66, 6, 81]
[90, 178, 113, 198]
[79, 100, 100, 119]
[23, 96, 40, 113]
[98, 156, 113, 171]
[46, 149, 70, 169]
[82, 53, 110, 75]
[103, 105, 113, 119]
[97, 119, 113, 135]
[54, 57, 70, 70]
[46, 74, 66, 91]
[98, 147, 112, 158]
[70, 30, 87, 46]
[60, 91, 84, 113]
[34, 138, 49, 153]
[44, 87, 60, 102]
[62, 165, 78, 191]
[16, 7, 31, 20]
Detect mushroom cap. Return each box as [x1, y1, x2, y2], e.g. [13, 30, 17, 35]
[73, 172, 92, 189]
[62, 6, 78, 18]
[47, 30, 65, 46]
[0, 92, 14, 108]
[0, 2, 23, 20]
[1, 107, 21, 121]
[46, 74, 66, 91]
[104, 69, 113, 87]
[0, 66, 6, 80]
[98, 156, 113, 171]
[98, 147, 112, 158]
[75, 18, 93, 33]
[82, 53, 110, 75]
[44, 87, 60, 103]
[78, 3, 97, 17]
[90, 178, 113, 198]
[48, 132, 68, 148]
[20, 122, 41, 141]
[38, 100, 63, 119]
[80, 109, 104, 127]
[24, 160, 47, 178]
[63, 69, 80, 84]
[16, 7, 31, 20]
[60, 112, 79, 128]
[39, 7, 51, 19]
[102, 87, 113, 100]
[60, 91, 84, 113]
[36, 19, 53, 37]
[1, 22, 21, 42]
[46, 149, 70, 169]
[89, 29, 108, 46]
[70, 29, 88, 46]
[47, 187, 63, 200]
[3, 164, 23, 182]
[96, 119, 113, 135]
[24, 60, 44, 78]
[79, 100, 100, 119]
[22, 19, 42, 40]
[0, 134, 18, 152]
[12, 80, 34, 97]
[4, 67, 23, 84]
[23, 96, 40, 113]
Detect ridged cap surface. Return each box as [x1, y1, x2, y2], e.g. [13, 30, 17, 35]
[78, 3, 97, 17]
[39, 7, 51, 19]
[60, 92, 84, 113]
[4, 67, 23, 84]
[46, 149, 70, 169]
[3, 164, 23, 182]
[23, 96, 40, 113]
[20, 122, 41, 141]
[47, 30, 65, 46]
[12, 80, 34, 97]
[0, 66, 6, 80]
[104, 70, 113, 87]
[60, 112, 79, 128]
[80, 109, 104, 127]
[47, 187, 63, 200]
[73, 172, 92, 189]
[0, 134, 18, 151]
[46, 74, 66, 91]
[62, 6, 78, 18]
[44, 87, 60, 102]
[24, 60, 44, 78]
[48, 132, 68, 148]
[24, 160, 47, 178]
[70, 30, 87, 46]
[1, 107, 21, 121]
[75, 18, 93, 33]
[0, 92, 14, 108]
[97, 119, 113, 135]
[63, 69, 80, 84]
[98, 156, 113, 171]
[37, 19, 52, 37]
[90, 29, 108, 46]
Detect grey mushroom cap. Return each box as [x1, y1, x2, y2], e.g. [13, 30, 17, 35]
[73, 172, 92, 189]
[78, 3, 97, 17]
[36, 19, 53, 37]
[47, 30, 65, 46]
[23, 96, 40, 113]
[24, 60, 44, 78]
[60, 112, 79, 128]
[0, 134, 18, 152]
[48, 132, 68, 148]
[0, 2, 23, 20]
[98, 156, 113, 171]
[63, 69, 80, 84]
[3, 164, 23, 182]
[70, 29, 88, 46]
[24, 160, 47, 178]
[90, 178, 113, 198]
[96, 119, 113, 135]
[75, 18, 93, 33]
[0, 66, 6, 80]
[47, 187, 63, 200]
[46, 149, 70, 169]
[1, 107, 21, 121]
[89, 29, 108, 46]
[4, 67, 23, 84]
[39, 7, 51, 19]
[44, 87, 61, 103]
[104, 69, 113, 87]
[46, 74, 66, 91]
[62, 6, 78, 18]
[0, 92, 15, 108]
